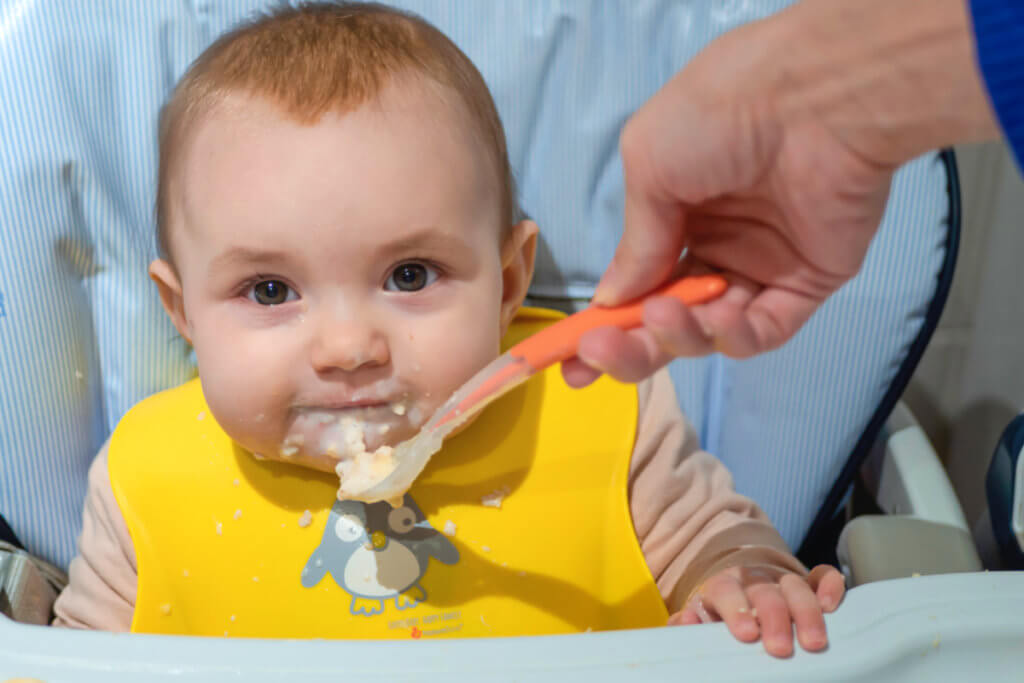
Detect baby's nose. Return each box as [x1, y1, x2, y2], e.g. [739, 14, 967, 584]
[310, 312, 390, 373]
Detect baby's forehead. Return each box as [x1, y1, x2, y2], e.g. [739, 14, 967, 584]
[157, 5, 517, 259]
[168, 85, 503, 252]
[178, 79, 485, 190]
[202, 73, 470, 137]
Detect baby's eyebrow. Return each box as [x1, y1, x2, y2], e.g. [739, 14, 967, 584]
[375, 229, 474, 258]
[209, 247, 293, 270]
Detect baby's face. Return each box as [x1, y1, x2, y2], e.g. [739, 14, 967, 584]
[152, 83, 535, 472]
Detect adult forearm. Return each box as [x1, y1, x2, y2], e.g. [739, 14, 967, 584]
[766, 0, 1000, 166]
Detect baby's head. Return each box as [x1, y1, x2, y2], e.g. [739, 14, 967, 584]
[149, 2, 537, 472]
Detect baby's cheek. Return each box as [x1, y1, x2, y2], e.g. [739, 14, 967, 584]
[194, 345, 283, 446]
[399, 323, 501, 411]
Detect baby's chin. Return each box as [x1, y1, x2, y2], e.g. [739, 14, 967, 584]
[251, 449, 345, 474]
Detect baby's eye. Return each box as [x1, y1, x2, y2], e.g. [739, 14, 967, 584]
[248, 280, 297, 306]
[385, 262, 438, 293]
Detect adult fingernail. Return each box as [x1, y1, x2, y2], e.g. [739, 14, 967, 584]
[592, 261, 618, 303]
[576, 349, 611, 376]
[593, 286, 614, 307]
[694, 314, 714, 340]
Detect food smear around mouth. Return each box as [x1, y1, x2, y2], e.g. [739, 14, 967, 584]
[284, 395, 457, 506]
[334, 444, 397, 502]
[292, 410, 404, 505]
[333, 362, 509, 505]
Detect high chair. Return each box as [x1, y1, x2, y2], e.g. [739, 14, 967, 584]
[2, 1, 1022, 680]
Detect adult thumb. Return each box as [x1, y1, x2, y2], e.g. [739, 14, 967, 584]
[594, 143, 688, 305]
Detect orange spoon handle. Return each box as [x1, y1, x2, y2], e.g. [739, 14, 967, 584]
[509, 274, 727, 369]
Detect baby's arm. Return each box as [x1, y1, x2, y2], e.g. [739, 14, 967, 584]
[52, 441, 137, 631]
[630, 371, 844, 656]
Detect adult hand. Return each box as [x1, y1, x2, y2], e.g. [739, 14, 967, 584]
[564, 0, 999, 387]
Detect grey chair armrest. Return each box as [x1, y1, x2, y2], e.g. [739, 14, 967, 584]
[837, 515, 982, 585]
[839, 401, 982, 586]
[0, 542, 67, 625]
[861, 401, 969, 529]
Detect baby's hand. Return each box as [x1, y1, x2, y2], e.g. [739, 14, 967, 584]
[669, 564, 845, 658]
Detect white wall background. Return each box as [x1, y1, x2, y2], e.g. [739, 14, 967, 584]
[904, 141, 1024, 525]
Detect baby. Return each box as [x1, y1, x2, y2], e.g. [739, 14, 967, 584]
[53, 2, 844, 657]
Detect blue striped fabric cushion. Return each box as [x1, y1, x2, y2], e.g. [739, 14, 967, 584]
[698, 157, 950, 548]
[0, 0, 947, 566]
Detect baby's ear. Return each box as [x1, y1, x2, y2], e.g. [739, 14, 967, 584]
[499, 219, 538, 334]
[148, 259, 192, 344]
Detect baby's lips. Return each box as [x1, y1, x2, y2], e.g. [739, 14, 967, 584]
[303, 414, 405, 457]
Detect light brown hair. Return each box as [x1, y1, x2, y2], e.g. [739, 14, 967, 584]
[156, 1, 518, 259]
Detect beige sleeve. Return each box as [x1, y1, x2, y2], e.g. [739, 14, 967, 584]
[51, 441, 137, 631]
[630, 370, 807, 613]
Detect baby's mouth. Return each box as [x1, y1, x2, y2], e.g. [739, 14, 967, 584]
[285, 402, 421, 460]
[282, 405, 423, 502]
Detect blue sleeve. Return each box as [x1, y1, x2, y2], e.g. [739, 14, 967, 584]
[969, 0, 1024, 171]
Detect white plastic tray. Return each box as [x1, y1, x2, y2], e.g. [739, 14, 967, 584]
[2, 571, 1022, 682]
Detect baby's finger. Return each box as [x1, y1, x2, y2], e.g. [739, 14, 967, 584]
[667, 607, 702, 626]
[807, 565, 846, 612]
[747, 583, 793, 658]
[779, 573, 828, 652]
[701, 574, 759, 642]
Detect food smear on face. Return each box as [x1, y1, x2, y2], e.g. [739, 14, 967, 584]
[286, 395, 452, 506]
[336, 379, 486, 504]
[334, 444, 396, 501]
[335, 418, 442, 507]
[293, 412, 402, 503]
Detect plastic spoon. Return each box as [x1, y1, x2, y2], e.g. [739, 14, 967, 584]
[340, 274, 728, 505]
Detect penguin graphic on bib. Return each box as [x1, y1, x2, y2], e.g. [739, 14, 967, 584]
[302, 495, 459, 615]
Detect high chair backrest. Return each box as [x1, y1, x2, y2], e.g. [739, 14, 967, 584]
[0, 0, 956, 568]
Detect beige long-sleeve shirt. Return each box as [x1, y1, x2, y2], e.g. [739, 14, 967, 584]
[53, 369, 804, 630]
